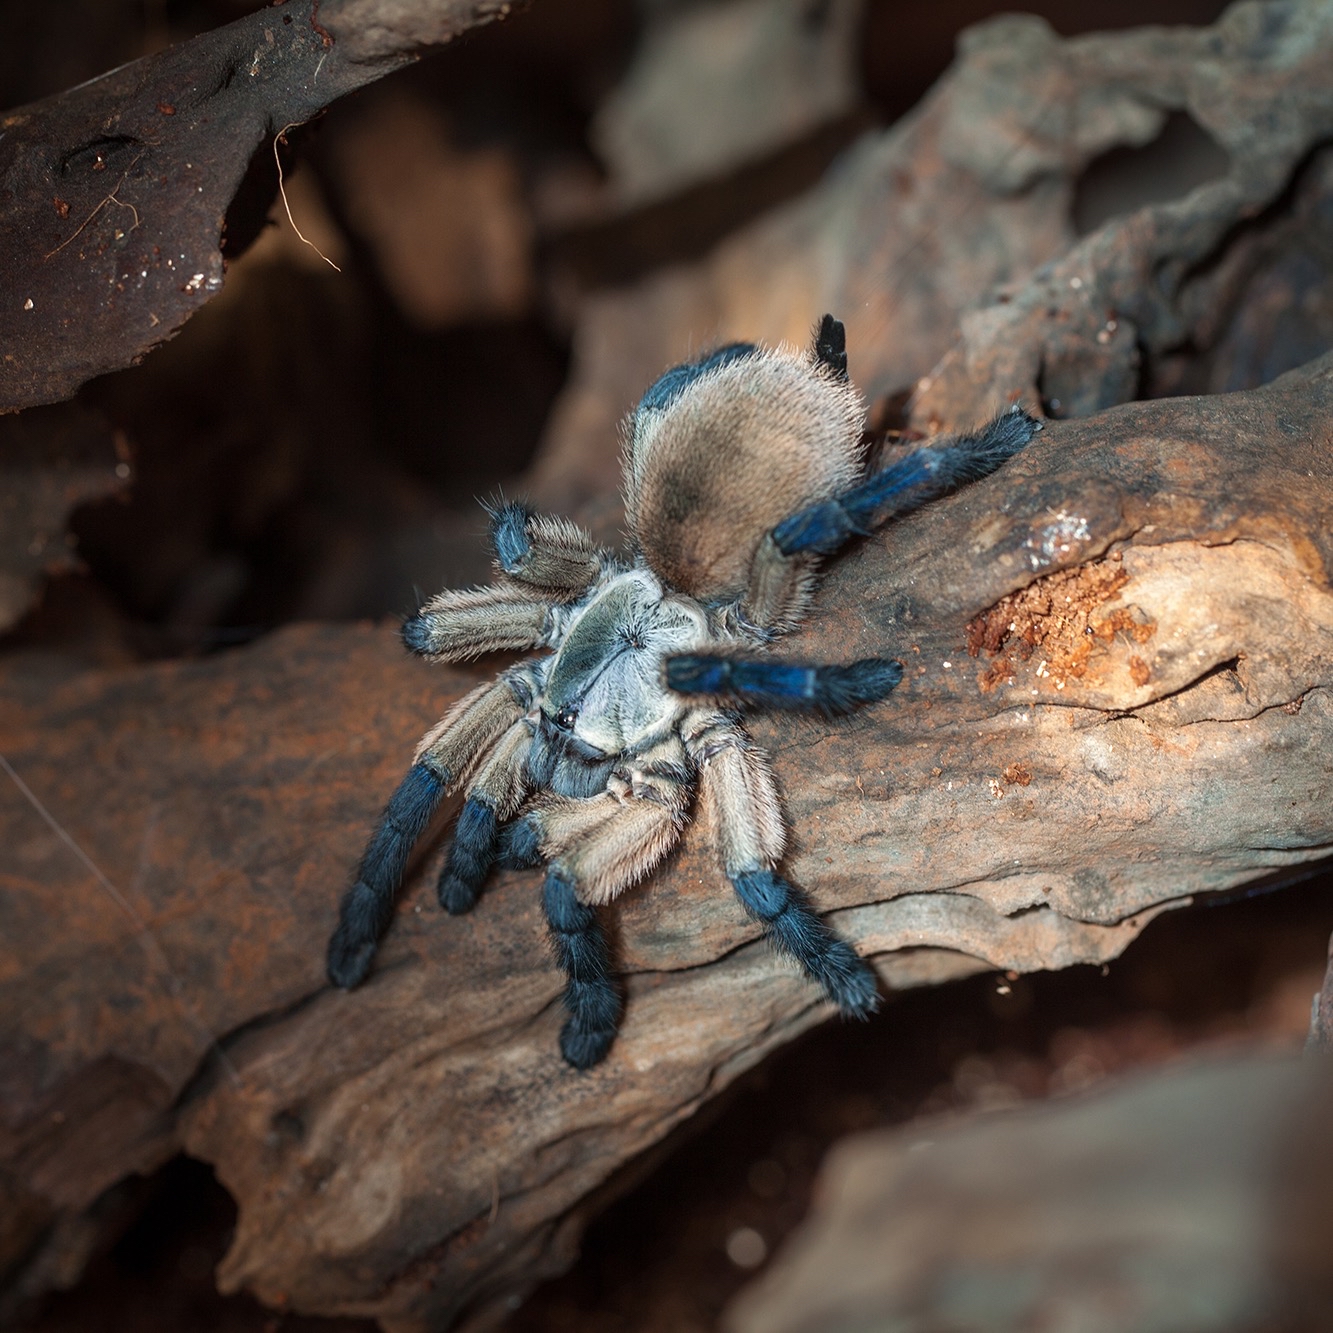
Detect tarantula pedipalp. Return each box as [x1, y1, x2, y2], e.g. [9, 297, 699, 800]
[328, 316, 1041, 1069]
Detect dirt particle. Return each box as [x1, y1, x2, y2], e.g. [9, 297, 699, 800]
[1002, 763, 1032, 787]
[967, 552, 1156, 693]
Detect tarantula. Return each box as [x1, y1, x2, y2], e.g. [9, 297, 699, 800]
[328, 316, 1040, 1068]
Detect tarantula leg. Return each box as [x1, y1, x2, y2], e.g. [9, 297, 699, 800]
[771, 404, 1043, 558]
[524, 757, 690, 1068]
[414, 677, 527, 773]
[328, 763, 447, 989]
[690, 718, 880, 1017]
[487, 502, 603, 597]
[327, 679, 524, 989]
[666, 653, 903, 716]
[518, 789, 689, 906]
[731, 870, 880, 1017]
[401, 584, 554, 662]
[811, 313, 848, 381]
[543, 868, 622, 1070]
[495, 814, 543, 869]
[438, 720, 531, 914]
[437, 800, 498, 915]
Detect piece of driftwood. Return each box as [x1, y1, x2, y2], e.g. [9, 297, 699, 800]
[0, 0, 513, 414]
[726, 1053, 1333, 1333]
[3, 350, 1333, 1326]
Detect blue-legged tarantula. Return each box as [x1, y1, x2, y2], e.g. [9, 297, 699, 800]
[329, 316, 1040, 1068]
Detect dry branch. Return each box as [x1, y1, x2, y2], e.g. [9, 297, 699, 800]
[0, 0, 512, 413]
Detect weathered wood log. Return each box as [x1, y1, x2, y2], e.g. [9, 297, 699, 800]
[725, 1053, 1333, 1332]
[4, 350, 1333, 1326]
[0, 0, 513, 413]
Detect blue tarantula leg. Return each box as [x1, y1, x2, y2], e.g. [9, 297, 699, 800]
[524, 759, 690, 1068]
[328, 762, 447, 988]
[732, 870, 880, 1017]
[328, 679, 524, 988]
[772, 404, 1044, 558]
[811, 313, 848, 381]
[496, 813, 542, 869]
[687, 721, 881, 1018]
[437, 720, 531, 914]
[495, 813, 543, 869]
[401, 584, 552, 662]
[543, 868, 622, 1070]
[437, 798, 499, 915]
[666, 654, 903, 716]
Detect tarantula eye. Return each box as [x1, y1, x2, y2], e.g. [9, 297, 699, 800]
[554, 706, 578, 729]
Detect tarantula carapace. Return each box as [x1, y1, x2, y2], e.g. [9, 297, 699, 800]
[328, 316, 1041, 1068]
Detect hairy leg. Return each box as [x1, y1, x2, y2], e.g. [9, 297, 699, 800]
[633, 341, 757, 416]
[526, 750, 691, 1068]
[413, 677, 527, 777]
[327, 679, 523, 988]
[542, 868, 621, 1070]
[666, 653, 902, 716]
[690, 718, 880, 1017]
[437, 720, 531, 914]
[773, 404, 1042, 557]
[740, 404, 1041, 631]
[401, 584, 555, 662]
[327, 764, 447, 989]
[529, 790, 686, 904]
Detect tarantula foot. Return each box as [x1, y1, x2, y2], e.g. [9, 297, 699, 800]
[559, 987, 621, 1068]
[327, 928, 375, 990]
[438, 872, 480, 915]
[990, 402, 1044, 456]
[436, 797, 499, 914]
[822, 942, 882, 1019]
[488, 500, 533, 574]
[495, 815, 543, 869]
[400, 612, 433, 655]
[559, 1017, 617, 1069]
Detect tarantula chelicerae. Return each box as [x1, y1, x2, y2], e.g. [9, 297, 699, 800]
[329, 316, 1040, 1068]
